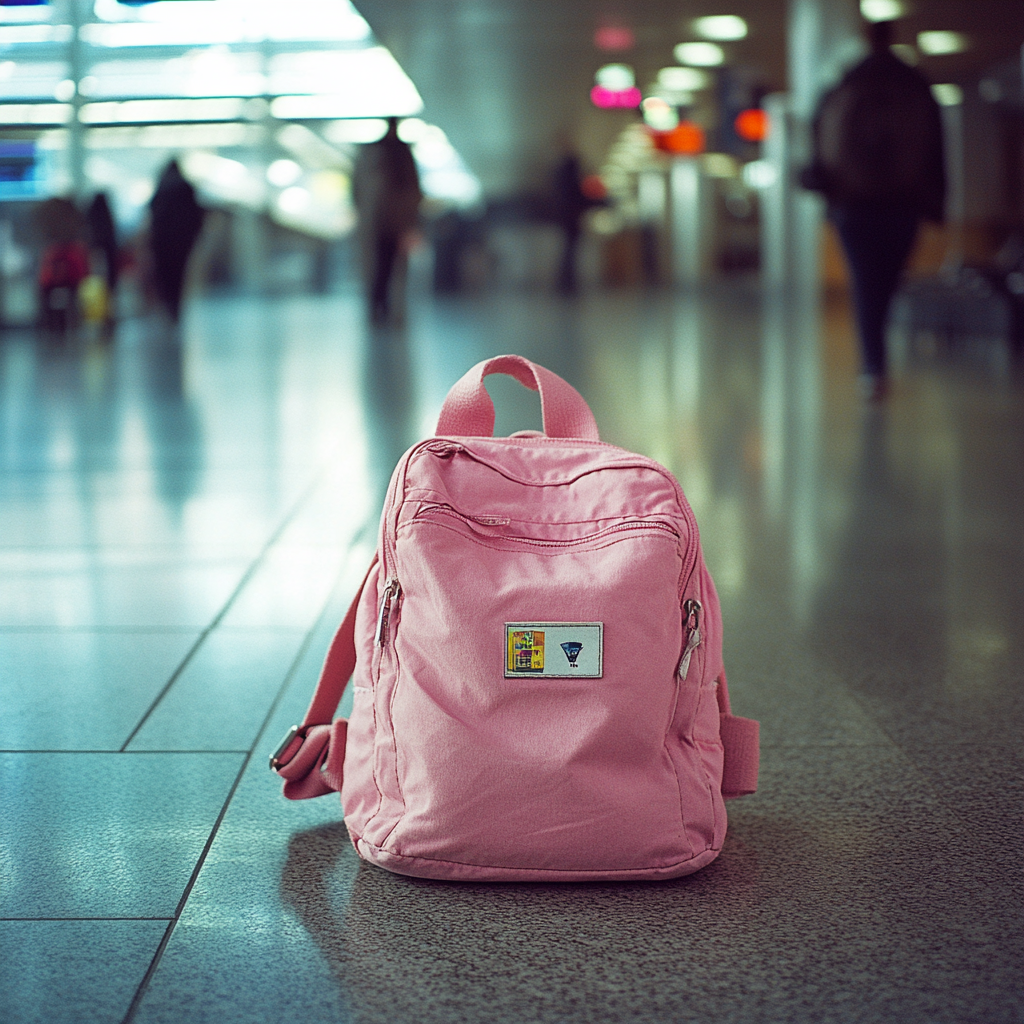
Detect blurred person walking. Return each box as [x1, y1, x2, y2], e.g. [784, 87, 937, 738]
[149, 159, 205, 323]
[352, 117, 422, 325]
[802, 19, 945, 400]
[33, 196, 89, 337]
[550, 147, 596, 296]
[86, 192, 119, 328]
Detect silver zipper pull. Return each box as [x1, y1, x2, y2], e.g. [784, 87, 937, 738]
[375, 577, 401, 646]
[677, 598, 702, 678]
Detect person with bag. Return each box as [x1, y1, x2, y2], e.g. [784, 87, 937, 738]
[272, 355, 758, 882]
[352, 117, 423, 325]
[801, 19, 946, 400]
[149, 159, 205, 323]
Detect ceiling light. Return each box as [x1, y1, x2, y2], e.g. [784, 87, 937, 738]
[641, 97, 678, 131]
[931, 83, 963, 106]
[278, 185, 311, 214]
[324, 119, 388, 144]
[657, 67, 709, 91]
[860, 0, 905, 21]
[917, 31, 969, 56]
[674, 42, 725, 67]
[703, 153, 739, 178]
[595, 64, 635, 90]
[594, 25, 634, 51]
[692, 16, 747, 42]
[267, 158, 302, 187]
[742, 160, 777, 190]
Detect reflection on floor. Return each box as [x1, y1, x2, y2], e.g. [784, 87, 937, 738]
[1, 282, 1021, 1024]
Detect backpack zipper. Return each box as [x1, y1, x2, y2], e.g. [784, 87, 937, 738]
[414, 503, 678, 547]
[677, 598, 702, 678]
[375, 576, 402, 646]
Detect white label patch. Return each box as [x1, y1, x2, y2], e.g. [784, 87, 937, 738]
[505, 622, 603, 678]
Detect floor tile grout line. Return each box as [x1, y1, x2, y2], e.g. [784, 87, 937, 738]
[0, 749, 250, 755]
[117, 468, 331, 753]
[119, 528, 372, 1024]
[0, 921, 173, 929]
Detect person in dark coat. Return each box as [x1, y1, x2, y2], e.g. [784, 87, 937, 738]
[86, 192, 118, 326]
[352, 118, 422, 324]
[551, 150, 593, 296]
[149, 160, 205, 322]
[802, 20, 945, 400]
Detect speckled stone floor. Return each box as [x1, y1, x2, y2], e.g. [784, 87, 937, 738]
[1, 281, 1021, 1024]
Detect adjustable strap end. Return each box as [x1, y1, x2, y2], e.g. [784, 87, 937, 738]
[270, 721, 347, 800]
[719, 713, 760, 800]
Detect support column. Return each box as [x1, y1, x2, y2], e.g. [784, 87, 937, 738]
[669, 157, 712, 287]
[762, 0, 863, 291]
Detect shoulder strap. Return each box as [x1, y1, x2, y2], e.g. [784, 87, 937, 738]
[716, 670, 760, 799]
[271, 558, 376, 800]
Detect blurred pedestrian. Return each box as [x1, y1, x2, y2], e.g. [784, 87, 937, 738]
[802, 19, 945, 400]
[149, 159, 205, 322]
[33, 196, 89, 336]
[352, 117, 422, 325]
[86, 192, 119, 327]
[550, 146, 602, 296]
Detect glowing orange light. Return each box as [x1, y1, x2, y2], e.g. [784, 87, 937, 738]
[734, 108, 769, 143]
[652, 121, 706, 155]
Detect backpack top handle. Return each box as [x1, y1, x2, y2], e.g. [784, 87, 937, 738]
[435, 354, 600, 441]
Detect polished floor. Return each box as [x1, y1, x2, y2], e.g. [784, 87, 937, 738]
[1, 277, 1022, 1024]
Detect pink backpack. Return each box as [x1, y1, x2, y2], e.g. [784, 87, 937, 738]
[272, 355, 759, 881]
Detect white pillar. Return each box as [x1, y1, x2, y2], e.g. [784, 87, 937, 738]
[669, 158, 712, 286]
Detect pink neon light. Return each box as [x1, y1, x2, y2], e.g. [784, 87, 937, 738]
[590, 85, 642, 109]
[594, 26, 635, 51]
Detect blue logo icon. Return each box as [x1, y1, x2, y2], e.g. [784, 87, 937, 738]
[560, 641, 583, 667]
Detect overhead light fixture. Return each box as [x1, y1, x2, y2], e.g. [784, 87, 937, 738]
[860, 0, 905, 21]
[674, 42, 725, 67]
[692, 16, 747, 42]
[742, 160, 777, 190]
[734, 109, 769, 143]
[703, 153, 739, 178]
[79, 98, 249, 124]
[641, 97, 678, 131]
[324, 119, 388, 144]
[0, 103, 72, 125]
[594, 25, 634, 51]
[931, 83, 963, 106]
[267, 158, 302, 187]
[917, 31, 969, 56]
[657, 67, 709, 91]
[595, 64, 635, 91]
[592, 63, 640, 108]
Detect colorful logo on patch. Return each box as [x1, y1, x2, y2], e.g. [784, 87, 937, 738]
[508, 630, 545, 673]
[560, 641, 583, 667]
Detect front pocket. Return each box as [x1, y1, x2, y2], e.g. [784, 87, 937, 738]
[411, 502, 682, 551]
[383, 512, 692, 871]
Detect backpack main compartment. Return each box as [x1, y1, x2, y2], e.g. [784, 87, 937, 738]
[340, 435, 729, 881]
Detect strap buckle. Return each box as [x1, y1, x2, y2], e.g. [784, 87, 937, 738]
[269, 725, 301, 771]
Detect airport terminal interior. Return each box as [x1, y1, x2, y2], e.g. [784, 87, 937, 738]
[1, 1, 1022, 1022]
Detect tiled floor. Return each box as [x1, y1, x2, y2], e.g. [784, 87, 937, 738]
[1, 280, 1021, 1024]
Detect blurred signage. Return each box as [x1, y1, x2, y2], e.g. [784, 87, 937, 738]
[0, 142, 41, 199]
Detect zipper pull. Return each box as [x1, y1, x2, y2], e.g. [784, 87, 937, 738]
[677, 598, 702, 678]
[375, 577, 401, 646]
